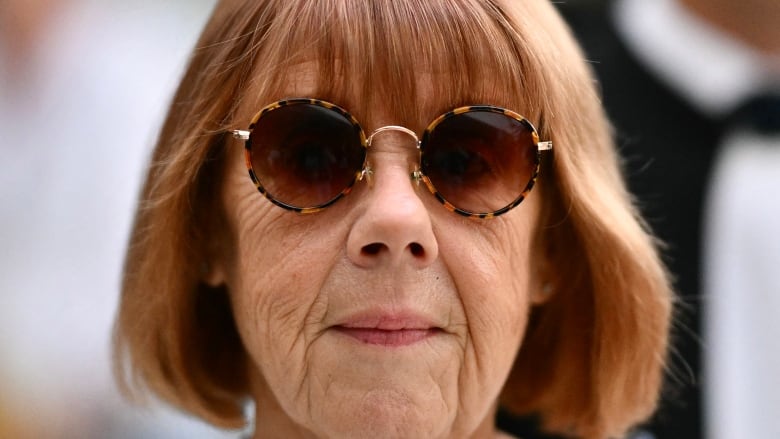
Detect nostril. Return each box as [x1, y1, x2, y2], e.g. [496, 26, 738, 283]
[361, 242, 427, 258]
[362, 242, 384, 255]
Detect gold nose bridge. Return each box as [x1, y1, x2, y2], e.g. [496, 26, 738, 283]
[366, 125, 420, 147]
[361, 125, 423, 183]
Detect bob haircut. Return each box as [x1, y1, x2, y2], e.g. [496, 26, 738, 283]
[114, 0, 672, 438]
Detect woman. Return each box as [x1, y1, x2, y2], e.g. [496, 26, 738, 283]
[114, 0, 672, 438]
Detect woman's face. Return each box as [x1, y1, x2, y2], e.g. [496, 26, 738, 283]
[215, 75, 543, 438]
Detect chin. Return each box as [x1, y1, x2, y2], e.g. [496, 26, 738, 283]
[309, 388, 454, 439]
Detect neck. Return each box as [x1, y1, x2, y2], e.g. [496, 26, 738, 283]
[678, 0, 780, 55]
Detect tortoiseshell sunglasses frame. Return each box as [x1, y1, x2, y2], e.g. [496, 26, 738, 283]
[232, 98, 552, 218]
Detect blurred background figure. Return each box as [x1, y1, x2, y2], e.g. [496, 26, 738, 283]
[0, 0, 242, 437]
[557, 0, 780, 438]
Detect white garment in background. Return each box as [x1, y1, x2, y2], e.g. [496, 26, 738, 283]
[0, 0, 242, 437]
[705, 133, 780, 439]
[615, 0, 780, 438]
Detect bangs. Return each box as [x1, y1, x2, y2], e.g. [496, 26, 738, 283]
[243, 0, 544, 129]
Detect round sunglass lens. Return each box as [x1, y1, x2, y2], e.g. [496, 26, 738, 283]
[421, 110, 539, 214]
[249, 103, 365, 209]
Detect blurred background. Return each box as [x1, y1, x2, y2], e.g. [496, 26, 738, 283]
[555, 1, 779, 438]
[1, 0, 778, 438]
[0, 0, 238, 437]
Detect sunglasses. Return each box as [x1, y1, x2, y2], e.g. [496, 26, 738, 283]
[232, 98, 552, 218]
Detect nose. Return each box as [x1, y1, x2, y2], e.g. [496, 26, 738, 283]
[346, 148, 439, 270]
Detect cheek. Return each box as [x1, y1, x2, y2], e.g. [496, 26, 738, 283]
[222, 177, 348, 383]
[437, 215, 535, 375]
[443, 219, 533, 331]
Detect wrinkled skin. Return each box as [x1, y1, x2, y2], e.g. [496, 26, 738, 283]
[209, 76, 546, 439]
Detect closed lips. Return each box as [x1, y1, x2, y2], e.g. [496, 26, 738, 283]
[332, 313, 443, 346]
[334, 327, 441, 346]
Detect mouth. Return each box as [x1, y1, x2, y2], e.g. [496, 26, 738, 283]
[331, 313, 444, 347]
[333, 327, 442, 346]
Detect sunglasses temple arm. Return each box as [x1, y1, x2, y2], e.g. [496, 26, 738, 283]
[232, 130, 250, 140]
[538, 141, 553, 151]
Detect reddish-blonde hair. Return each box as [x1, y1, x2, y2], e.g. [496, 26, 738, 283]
[114, 1, 673, 438]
